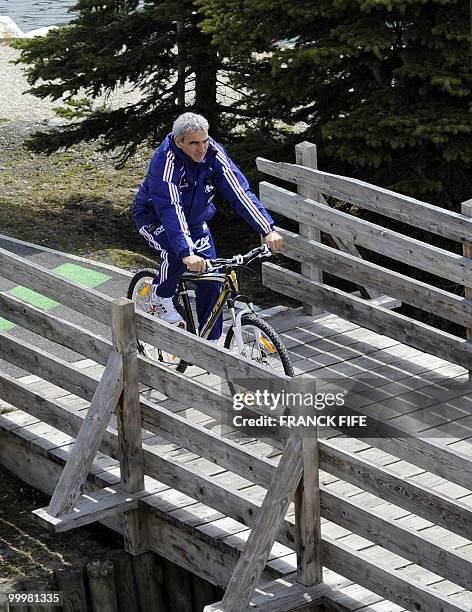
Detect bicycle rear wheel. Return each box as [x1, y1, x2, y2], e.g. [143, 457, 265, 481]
[127, 269, 188, 371]
[223, 313, 294, 394]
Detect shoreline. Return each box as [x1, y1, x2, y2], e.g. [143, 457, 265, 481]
[0, 15, 59, 39]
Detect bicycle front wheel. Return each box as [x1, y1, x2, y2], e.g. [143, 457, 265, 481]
[224, 314, 294, 393]
[127, 269, 188, 371]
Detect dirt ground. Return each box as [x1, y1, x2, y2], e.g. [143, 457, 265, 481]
[0, 465, 124, 589]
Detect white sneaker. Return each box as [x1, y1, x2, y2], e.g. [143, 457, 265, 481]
[150, 296, 183, 324]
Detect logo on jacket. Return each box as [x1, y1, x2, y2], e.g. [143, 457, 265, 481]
[194, 235, 211, 252]
[179, 175, 189, 189]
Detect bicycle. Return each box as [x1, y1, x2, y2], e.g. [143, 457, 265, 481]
[127, 244, 294, 383]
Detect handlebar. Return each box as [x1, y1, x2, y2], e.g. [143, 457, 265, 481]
[205, 244, 272, 272]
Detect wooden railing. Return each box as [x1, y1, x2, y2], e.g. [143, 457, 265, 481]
[257, 151, 472, 371]
[0, 236, 471, 611]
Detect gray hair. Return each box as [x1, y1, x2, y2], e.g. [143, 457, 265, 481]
[172, 112, 209, 142]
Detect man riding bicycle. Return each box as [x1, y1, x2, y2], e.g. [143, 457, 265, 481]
[132, 112, 283, 342]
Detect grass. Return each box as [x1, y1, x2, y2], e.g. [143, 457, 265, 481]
[0, 142, 152, 268]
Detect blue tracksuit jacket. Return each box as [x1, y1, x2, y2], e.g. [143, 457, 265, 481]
[132, 133, 274, 259]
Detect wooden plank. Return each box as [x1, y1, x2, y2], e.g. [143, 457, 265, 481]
[322, 536, 468, 612]
[7, 428, 468, 612]
[278, 227, 472, 328]
[0, 291, 111, 364]
[262, 262, 472, 370]
[33, 487, 148, 532]
[205, 579, 331, 612]
[330, 237, 383, 300]
[319, 439, 472, 540]
[0, 420, 277, 591]
[256, 158, 472, 243]
[0, 331, 101, 402]
[0, 374, 284, 547]
[47, 350, 123, 516]
[295, 141, 323, 315]
[1, 320, 470, 608]
[111, 298, 148, 555]
[220, 433, 303, 611]
[261, 182, 472, 287]
[321, 488, 472, 591]
[0, 245, 113, 322]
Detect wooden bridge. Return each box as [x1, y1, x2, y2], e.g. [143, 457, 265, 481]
[0, 142, 471, 611]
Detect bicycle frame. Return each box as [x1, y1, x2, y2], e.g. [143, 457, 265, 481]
[178, 269, 255, 342]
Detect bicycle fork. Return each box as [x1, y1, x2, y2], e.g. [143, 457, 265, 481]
[230, 305, 263, 359]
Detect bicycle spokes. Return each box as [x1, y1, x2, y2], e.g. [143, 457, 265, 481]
[139, 284, 151, 298]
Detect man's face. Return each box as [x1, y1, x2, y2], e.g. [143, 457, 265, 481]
[175, 129, 209, 163]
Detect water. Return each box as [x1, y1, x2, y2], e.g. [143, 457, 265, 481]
[0, 0, 75, 31]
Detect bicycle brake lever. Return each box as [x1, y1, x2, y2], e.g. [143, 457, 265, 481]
[259, 244, 272, 258]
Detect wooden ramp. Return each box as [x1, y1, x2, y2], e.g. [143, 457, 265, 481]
[1, 305, 471, 611]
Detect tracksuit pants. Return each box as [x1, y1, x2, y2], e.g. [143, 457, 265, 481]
[139, 223, 223, 340]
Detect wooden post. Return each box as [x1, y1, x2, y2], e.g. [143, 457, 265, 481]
[111, 298, 149, 555]
[217, 433, 303, 611]
[294, 381, 323, 586]
[191, 574, 220, 611]
[47, 350, 123, 517]
[163, 559, 194, 610]
[107, 550, 140, 612]
[55, 567, 88, 612]
[295, 142, 323, 316]
[132, 551, 167, 612]
[461, 199, 472, 377]
[86, 560, 119, 612]
[21, 577, 58, 612]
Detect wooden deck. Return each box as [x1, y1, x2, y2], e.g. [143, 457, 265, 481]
[1, 305, 471, 611]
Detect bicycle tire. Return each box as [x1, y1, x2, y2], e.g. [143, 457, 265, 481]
[223, 313, 294, 394]
[127, 269, 189, 372]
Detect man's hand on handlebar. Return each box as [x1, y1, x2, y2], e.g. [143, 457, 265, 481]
[182, 254, 206, 273]
[264, 230, 283, 252]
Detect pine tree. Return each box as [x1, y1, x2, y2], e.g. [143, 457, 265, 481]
[13, 0, 225, 164]
[198, 0, 472, 206]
